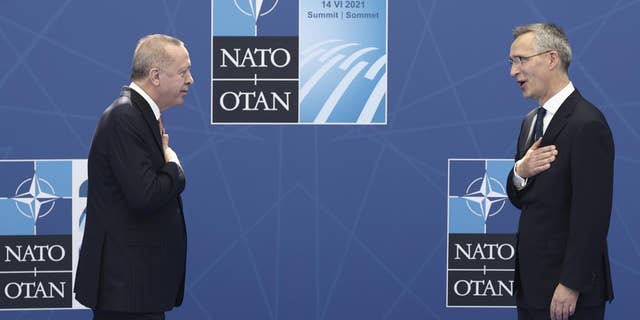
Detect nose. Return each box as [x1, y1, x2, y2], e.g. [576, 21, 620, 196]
[185, 70, 194, 85]
[510, 63, 519, 77]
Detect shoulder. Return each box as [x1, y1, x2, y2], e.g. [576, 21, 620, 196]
[95, 90, 145, 140]
[519, 107, 537, 126]
[524, 107, 537, 119]
[567, 94, 613, 148]
[568, 92, 609, 126]
[102, 91, 142, 123]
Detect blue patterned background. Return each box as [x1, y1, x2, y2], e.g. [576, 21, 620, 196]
[1, 0, 639, 318]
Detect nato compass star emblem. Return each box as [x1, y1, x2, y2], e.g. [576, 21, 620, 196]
[11, 172, 60, 234]
[234, 0, 279, 34]
[461, 172, 508, 225]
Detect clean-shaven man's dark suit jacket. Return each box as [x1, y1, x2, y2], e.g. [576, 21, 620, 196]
[75, 87, 187, 313]
[507, 90, 614, 309]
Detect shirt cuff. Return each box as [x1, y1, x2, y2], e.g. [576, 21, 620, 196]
[512, 161, 527, 190]
[171, 159, 182, 170]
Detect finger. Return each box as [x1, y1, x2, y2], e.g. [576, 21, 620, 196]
[530, 137, 542, 150]
[533, 163, 551, 174]
[536, 154, 556, 165]
[531, 158, 552, 168]
[542, 149, 558, 156]
[538, 162, 552, 170]
[530, 153, 553, 165]
[531, 148, 557, 160]
[536, 147, 558, 157]
[537, 144, 557, 152]
[543, 152, 558, 162]
[550, 301, 557, 320]
[532, 152, 557, 165]
[554, 303, 563, 320]
[563, 303, 570, 320]
[162, 133, 169, 148]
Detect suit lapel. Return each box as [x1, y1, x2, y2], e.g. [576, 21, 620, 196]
[518, 109, 537, 159]
[124, 87, 163, 154]
[540, 90, 579, 146]
[515, 90, 579, 187]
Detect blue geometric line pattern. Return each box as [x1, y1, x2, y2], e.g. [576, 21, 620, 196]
[0, 0, 638, 319]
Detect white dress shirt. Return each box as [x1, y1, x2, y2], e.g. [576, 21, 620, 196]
[128, 82, 182, 168]
[129, 82, 161, 120]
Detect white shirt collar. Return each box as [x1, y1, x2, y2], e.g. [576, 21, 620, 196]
[129, 82, 161, 120]
[541, 81, 574, 116]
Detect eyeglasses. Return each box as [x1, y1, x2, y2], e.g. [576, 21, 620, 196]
[508, 50, 552, 65]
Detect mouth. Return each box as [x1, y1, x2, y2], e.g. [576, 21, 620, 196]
[517, 80, 526, 90]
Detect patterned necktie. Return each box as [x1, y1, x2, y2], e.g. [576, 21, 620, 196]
[158, 116, 165, 136]
[533, 107, 546, 141]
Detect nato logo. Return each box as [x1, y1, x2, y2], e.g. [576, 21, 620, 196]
[0, 161, 73, 235]
[213, 0, 297, 36]
[448, 159, 518, 233]
[234, 0, 280, 27]
[0, 160, 87, 310]
[211, 0, 299, 123]
[447, 159, 518, 307]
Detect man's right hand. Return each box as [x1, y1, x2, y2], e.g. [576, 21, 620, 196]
[162, 133, 181, 165]
[515, 138, 558, 178]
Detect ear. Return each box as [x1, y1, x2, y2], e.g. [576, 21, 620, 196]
[547, 51, 561, 71]
[149, 67, 161, 86]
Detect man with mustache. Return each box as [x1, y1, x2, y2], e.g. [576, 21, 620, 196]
[75, 34, 194, 320]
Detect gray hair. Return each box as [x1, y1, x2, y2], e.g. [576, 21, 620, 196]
[130, 34, 184, 81]
[513, 23, 572, 72]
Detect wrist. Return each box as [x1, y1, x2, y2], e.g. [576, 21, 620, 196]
[515, 160, 523, 177]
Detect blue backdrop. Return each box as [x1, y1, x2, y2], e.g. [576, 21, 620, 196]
[1, 0, 639, 319]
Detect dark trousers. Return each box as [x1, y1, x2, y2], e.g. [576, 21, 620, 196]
[93, 310, 165, 320]
[517, 305, 605, 320]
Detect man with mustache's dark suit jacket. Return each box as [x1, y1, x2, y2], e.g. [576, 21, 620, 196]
[75, 34, 193, 320]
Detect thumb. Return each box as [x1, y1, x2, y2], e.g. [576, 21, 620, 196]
[162, 133, 169, 149]
[530, 137, 542, 150]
